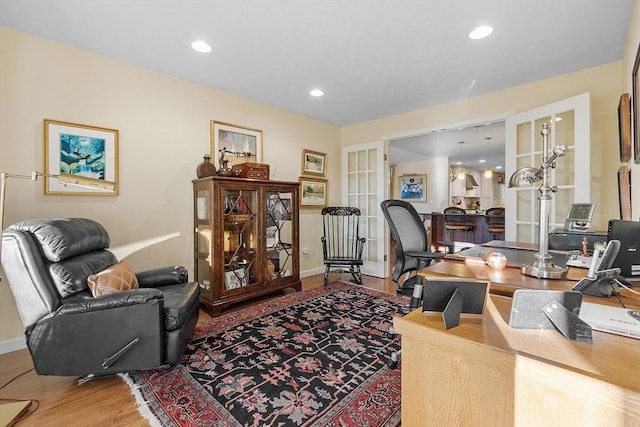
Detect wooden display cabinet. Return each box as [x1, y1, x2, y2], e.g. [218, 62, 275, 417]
[192, 176, 301, 314]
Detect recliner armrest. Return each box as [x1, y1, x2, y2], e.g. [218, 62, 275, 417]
[56, 288, 163, 316]
[136, 265, 188, 288]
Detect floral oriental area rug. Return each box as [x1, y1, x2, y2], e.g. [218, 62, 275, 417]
[121, 282, 410, 427]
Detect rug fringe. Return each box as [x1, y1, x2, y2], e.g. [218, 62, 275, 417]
[119, 373, 162, 427]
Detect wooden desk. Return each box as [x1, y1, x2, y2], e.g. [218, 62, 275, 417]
[394, 256, 640, 426]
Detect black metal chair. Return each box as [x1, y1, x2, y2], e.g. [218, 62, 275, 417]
[485, 207, 505, 240]
[321, 206, 366, 284]
[443, 206, 475, 244]
[380, 199, 445, 368]
[381, 199, 445, 302]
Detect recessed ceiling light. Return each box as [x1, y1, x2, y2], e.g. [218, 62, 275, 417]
[479, 159, 486, 163]
[496, 166, 503, 170]
[191, 40, 212, 53]
[310, 89, 324, 97]
[469, 25, 493, 40]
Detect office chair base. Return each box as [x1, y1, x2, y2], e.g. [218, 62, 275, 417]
[388, 351, 400, 369]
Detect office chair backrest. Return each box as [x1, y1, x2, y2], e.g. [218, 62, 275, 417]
[380, 199, 428, 282]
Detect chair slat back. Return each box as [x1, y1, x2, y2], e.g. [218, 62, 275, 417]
[321, 207, 362, 261]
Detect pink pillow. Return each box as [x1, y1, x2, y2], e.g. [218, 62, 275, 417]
[87, 261, 139, 297]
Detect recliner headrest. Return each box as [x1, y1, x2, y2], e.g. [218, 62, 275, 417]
[7, 218, 110, 262]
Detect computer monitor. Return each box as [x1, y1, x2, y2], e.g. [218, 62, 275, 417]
[564, 203, 596, 231]
[607, 219, 640, 280]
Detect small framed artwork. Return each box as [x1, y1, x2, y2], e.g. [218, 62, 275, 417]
[210, 121, 262, 169]
[44, 119, 118, 195]
[299, 177, 328, 207]
[617, 165, 632, 220]
[398, 174, 427, 202]
[633, 42, 640, 164]
[301, 149, 326, 176]
[618, 93, 631, 162]
[225, 268, 248, 290]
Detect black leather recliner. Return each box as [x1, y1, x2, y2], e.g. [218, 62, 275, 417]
[1, 218, 200, 376]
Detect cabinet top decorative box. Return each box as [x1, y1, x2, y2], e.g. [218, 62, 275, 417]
[232, 162, 270, 180]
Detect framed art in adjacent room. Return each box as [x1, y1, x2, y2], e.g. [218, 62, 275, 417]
[301, 149, 326, 176]
[633, 41, 640, 164]
[210, 121, 262, 169]
[398, 174, 427, 202]
[44, 119, 119, 195]
[299, 177, 328, 207]
[617, 165, 631, 220]
[618, 93, 631, 162]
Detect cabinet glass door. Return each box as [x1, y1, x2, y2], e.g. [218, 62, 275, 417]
[195, 188, 212, 292]
[222, 188, 258, 291]
[266, 191, 294, 281]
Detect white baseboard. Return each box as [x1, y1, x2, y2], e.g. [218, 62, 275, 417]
[0, 336, 26, 355]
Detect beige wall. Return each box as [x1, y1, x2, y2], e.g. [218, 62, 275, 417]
[341, 62, 624, 231]
[0, 27, 339, 346]
[623, 0, 640, 219]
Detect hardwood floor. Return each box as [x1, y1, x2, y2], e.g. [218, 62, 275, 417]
[0, 274, 395, 426]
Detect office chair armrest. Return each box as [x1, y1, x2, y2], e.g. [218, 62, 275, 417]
[404, 250, 445, 261]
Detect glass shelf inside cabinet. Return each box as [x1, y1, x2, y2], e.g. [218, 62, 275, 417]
[266, 192, 293, 279]
[223, 189, 257, 290]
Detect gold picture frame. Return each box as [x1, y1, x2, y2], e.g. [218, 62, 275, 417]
[210, 121, 262, 169]
[301, 149, 326, 176]
[299, 177, 328, 207]
[398, 174, 427, 202]
[44, 119, 119, 195]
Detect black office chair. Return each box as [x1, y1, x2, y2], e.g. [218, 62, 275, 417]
[321, 206, 366, 284]
[381, 199, 445, 305]
[381, 200, 445, 368]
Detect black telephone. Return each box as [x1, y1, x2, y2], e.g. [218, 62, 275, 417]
[572, 240, 622, 297]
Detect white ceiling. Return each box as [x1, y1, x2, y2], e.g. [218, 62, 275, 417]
[0, 0, 633, 169]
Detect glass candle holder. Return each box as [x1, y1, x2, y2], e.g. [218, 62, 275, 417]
[486, 252, 508, 270]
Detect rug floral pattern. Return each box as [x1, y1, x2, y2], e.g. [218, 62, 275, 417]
[124, 282, 410, 426]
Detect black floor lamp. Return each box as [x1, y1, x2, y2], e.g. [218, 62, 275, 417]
[0, 170, 115, 425]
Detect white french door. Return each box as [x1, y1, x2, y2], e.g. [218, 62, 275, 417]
[341, 141, 386, 278]
[505, 92, 591, 242]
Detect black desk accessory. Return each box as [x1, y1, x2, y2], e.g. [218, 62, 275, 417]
[422, 279, 489, 329]
[509, 289, 592, 344]
[573, 240, 624, 297]
[607, 219, 640, 279]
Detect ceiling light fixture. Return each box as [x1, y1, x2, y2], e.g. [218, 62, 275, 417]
[469, 25, 493, 40]
[310, 89, 324, 97]
[191, 40, 212, 53]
